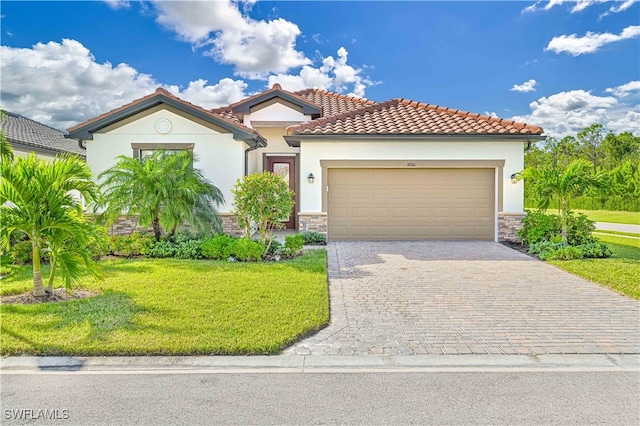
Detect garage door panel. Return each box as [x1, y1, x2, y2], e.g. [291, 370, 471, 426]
[328, 168, 495, 241]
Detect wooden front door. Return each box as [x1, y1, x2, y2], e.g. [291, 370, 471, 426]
[267, 156, 296, 229]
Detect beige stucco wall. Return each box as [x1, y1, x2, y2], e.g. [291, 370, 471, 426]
[86, 108, 246, 213]
[244, 102, 310, 128]
[299, 140, 525, 214]
[248, 127, 299, 174]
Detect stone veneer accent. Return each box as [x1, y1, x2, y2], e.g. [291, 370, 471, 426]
[498, 212, 527, 242]
[106, 215, 153, 235]
[298, 212, 328, 233]
[97, 214, 243, 237]
[218, 213, 244, 237]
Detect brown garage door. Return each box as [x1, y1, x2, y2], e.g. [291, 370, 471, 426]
[328, 168, 495, 241]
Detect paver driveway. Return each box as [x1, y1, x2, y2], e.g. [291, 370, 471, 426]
[285, 241, 640, 356]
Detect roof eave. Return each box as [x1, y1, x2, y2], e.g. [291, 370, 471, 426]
[284, 133, 546, 147]
[67, 94, 262, 146]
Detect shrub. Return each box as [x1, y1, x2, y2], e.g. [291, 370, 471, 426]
[109, 232, 155, 257]
[518, 210, 560, 245]
[539, 245, 583, 261]
[265, 239, 283, 257]
[202, 234, 236, 260]
[227, 238, 264, 262]
[518, 210, 596, 246]
[528, 240, 560, 255]
[88, 226, 112, 259]
[565, 212, 597, 246]
[9, 241, 33, 265]
[537, 242, 612, 261]
[576, 242, 612, 258]
[300, 231, 326, 245]
[231, 172, 294, 243]
[150, 240, 177, 258]
[175, 239, 204, 259]
[283, 234, 304, 257]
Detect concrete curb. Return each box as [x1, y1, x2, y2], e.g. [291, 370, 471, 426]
[2, 354, 638, 373]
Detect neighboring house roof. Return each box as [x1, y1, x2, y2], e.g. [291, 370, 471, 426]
[67, 88, 266, 148]
[1, 111, 86, 157]
[285, 98, 544, 139]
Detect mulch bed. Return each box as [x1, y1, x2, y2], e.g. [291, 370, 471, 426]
[1, 289, 99, 305]
[500, 240, 533, 257]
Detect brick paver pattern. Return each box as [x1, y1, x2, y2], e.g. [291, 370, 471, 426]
[285, 241, 640, 356]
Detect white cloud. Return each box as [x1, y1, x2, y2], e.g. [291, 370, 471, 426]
[601, 0, 639, 17]
[523, 0, 609, 14]
[267, 47, 373, 98]
[545, 25, 640, 55]
[511, 89, 639, 137]
[153, 0, 310, 78]
[0, 39, 248, 131]
[102, 0, 130, 10]
[605, 80, 640, 97]
[511, 79, 538, 93]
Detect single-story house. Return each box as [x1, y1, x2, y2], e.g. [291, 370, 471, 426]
[2, 111, 86, 161]
[67, 84, 544, 241]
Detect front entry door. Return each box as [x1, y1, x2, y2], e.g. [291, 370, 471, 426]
[267, 156, 296, 229]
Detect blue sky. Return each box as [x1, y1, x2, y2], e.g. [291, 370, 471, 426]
[1, 1, 638, 137]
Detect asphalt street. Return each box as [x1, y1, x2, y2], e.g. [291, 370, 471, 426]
[595, 221, 640, 234]
[2, 369, 639, 425]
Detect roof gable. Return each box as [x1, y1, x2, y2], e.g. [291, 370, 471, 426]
[230, 83, 322, 117]
[67, 88, 265, 147]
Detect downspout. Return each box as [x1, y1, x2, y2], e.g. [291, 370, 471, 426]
[78, 139, 86, 150]
[244, 145, 258, 176]
[244, 134, 264, 176]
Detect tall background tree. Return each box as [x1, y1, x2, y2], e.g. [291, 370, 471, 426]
[99, 150, 224, 241]
[0, 154, 103, 296]
[525, 124, 640, 212]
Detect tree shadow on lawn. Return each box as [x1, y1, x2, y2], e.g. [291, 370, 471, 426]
[1, 292, 147, 352]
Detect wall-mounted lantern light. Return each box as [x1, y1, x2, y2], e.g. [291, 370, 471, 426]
[510, 173, 518, 184]
[308, 173, 315, 184]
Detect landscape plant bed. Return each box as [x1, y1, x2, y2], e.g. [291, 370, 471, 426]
[0, 250, 329, 356]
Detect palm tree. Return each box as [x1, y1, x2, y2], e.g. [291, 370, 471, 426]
[98, 150, 224, 241]
[0, 154, 102, 296]
[518, 160, 607, 244]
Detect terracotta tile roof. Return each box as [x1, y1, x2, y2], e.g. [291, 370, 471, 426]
[2, 112, 85, 156]
[209, 106, 241, 123]
[68, 87, 256, 136]
[286, 98, 544, 136]
[294, 88, 376, 117]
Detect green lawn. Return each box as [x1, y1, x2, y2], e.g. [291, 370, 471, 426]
[574, 209, 640, 225]
[593, 230, 640, 239]
[0, 250, 329, 356]
[549, 235, 640, 300]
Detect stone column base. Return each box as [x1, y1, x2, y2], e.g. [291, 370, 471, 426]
[218, 213, 244, 237]
[498, 212, 527, 242]
[298, 212, 328, 234]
